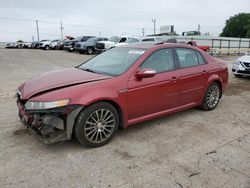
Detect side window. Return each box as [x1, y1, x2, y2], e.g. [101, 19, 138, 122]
[140, 49, 175, 73]
[176, 48, 199, 68]
[119, 37, 127, 43]
[196, 52, 205, 64]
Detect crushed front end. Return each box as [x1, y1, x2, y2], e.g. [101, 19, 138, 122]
[16, 93, 83, 144]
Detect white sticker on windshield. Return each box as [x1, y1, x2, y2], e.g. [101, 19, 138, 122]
[128, 50, 145, 55]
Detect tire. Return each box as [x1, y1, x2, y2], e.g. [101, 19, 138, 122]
[200, 82, 221, 111]
[74, 102, 119, 147]
[234, 74, 243, 78]
[87, 47, 93, 54]
[44, 45, 50, 50]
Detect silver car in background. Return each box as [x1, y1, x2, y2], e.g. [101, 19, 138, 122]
[232, 53, 250, 77]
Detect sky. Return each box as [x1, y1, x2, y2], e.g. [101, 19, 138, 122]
[0, 0, 249, 42]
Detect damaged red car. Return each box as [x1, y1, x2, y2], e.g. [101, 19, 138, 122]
[16, 43, 228, 147]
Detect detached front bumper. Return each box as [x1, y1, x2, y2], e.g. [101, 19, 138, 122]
[17, 100, 83, 144]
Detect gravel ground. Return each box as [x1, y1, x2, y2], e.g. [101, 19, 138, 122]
[0, 49, 250, 188]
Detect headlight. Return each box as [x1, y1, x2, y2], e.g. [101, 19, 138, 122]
[25, 99, 70, 110]
[234, 61, 241, 66]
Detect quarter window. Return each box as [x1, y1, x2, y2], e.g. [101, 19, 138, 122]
[140, 49, 175, 73]
[176, 48, 199, 68]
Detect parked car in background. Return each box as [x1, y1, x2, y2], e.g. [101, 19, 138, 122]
[114, 37, 142, 47]
[16, 42, 228, 147]
[38, 40, 52, 50]
[49, 39, 61, 50]
[5, 42, 24, 48]
[63, 36, 95, 52]
[31, 41, 40, 49]
[23, 42, 32, 48]
[57, 39, 66, 50]
[5, 42, 16, 48]
[232, 53, 250, 77]
[95, 36, 129, 52]
[141, 36, 165, 42]
[186, 41, 210, 52]
[75, 37, 108, 54]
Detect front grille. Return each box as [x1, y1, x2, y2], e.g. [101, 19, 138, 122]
[96, 43, 105, 49]
[243, 62, 250, 68]
[75, 44, 81, 48]
[238, 70, 250, 74]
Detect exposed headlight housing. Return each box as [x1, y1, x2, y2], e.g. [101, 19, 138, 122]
[25, 99, 70, 110]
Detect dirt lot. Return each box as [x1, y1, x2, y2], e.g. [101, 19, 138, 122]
[0, 49, 250, 188]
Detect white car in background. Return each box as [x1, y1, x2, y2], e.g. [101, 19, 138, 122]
[114, 37, 142, 47]
[232, 53, 250, 77]
[38, 40, 52, 50]
[95, 36, 130, 52]
[49, 39, 61, 49]
[141, 36, 165, 42]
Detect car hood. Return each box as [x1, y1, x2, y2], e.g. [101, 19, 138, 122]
[19, 68, 111, 100]
[238, 55, 250, 63]
[98, 41, 116, 45]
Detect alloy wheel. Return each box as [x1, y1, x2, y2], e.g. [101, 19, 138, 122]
[206, 85, 220, 108]
[84, 109, 116, 144]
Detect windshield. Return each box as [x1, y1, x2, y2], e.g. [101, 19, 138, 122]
[78, 47, 146, 76]
[52, 39, 59, 42]
[109, 36, 121, 43]
[126, 38, 140, 43]
[87, 37, 97, 43]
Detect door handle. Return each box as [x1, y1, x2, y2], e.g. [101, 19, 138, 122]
[201, 70, 207, 74]
[170, 76, 177, 82]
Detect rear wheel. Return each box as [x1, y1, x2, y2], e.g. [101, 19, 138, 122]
[200, 82, 221, 111]
[74, 102, 119, 147]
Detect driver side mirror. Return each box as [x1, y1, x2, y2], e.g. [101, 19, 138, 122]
[135, 68, 156, 79]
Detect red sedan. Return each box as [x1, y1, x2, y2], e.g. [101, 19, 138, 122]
[16, 43, 228, 147]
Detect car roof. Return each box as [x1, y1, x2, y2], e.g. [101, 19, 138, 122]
[118, 42, 195, 50]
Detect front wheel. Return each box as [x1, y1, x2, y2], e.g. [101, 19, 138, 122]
[74, 102, 119, 147]
[200, 82, 221, 111]
[44, 45, 50, 50]
[87, 47, 93, 54]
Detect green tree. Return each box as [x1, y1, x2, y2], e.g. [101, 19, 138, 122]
[16, 39, 24, 43]
[220, 13, 250, 38]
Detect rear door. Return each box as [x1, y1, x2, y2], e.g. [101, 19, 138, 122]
[175, 48, 208, 105]
[127, 48, 181, 120]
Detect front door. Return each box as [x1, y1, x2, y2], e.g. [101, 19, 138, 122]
[127, 48, 181, 120]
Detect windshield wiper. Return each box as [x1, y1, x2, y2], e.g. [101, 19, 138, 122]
[81, 68, 101, 74]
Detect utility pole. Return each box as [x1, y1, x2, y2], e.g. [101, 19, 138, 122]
[152, 19, 156, 35]
[198, 24, 201, 35]
[142, 28, 145, 36]
[35, 20, 40, 42]
[60, 21, 64, 39]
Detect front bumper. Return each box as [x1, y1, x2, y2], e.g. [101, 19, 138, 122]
[63, 45, 73, 51]
[232, 62, 250, 76]
[17, 99, 83, 143]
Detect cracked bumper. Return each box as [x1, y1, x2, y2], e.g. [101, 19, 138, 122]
[17, 102, 83, 143]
